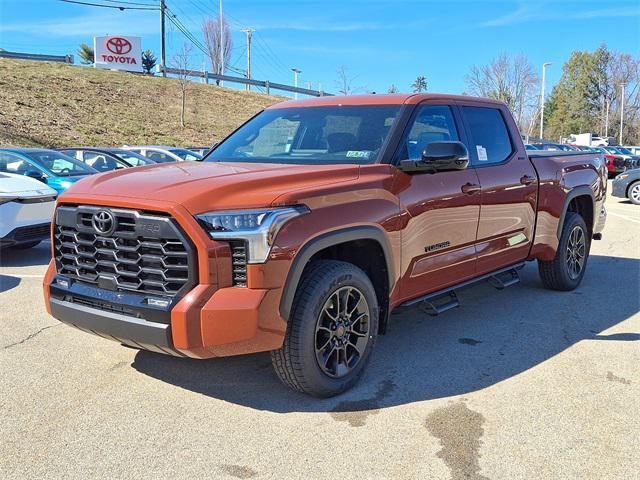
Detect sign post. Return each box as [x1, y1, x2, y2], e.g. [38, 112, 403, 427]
[94, 36, 142, 73]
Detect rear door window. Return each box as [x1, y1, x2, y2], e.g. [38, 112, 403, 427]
[461, 106, 514, 165]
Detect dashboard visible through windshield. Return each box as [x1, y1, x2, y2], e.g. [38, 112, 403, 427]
[206, 105, 402, 165]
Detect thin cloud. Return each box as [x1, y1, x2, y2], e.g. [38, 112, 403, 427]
[0, 12, 157, 38]
[250, 19, 431, 32]
[480, 4, 639, 27]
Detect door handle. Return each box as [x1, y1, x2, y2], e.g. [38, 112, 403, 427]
[520, 175, 536, 185]
[461, 182, 481, 195]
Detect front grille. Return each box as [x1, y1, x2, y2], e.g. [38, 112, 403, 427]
[14, 223, 50, 241]
[54, 205, 196, 298]
[229, 240, 248, 287]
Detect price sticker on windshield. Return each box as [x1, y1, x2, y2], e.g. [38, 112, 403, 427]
[346, 151, 371, 159]
[476, 145, 488, 161]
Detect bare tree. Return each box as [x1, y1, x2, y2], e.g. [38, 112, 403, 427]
[202, 15, 232, 85]
[335, 66, 361, 95]
[465, 53, 539, 130]
[171, 43, 193, 128]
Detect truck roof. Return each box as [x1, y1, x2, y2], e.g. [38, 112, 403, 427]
[269, 93, 507, 109]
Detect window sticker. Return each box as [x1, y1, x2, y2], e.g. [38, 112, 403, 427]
[476, 145, 488, 161]
[346, 151, 371, 158]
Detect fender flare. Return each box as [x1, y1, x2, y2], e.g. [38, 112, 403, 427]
[279, 226, 395, 321]
[556, 186, 595, 239]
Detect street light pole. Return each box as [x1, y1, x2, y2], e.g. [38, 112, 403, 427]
[539, 62, 552, 141]
[604, 100, 609, 138]
[292, 67, 301, 99]
[619, 83, 626, 145]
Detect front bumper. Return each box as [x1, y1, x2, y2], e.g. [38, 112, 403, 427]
[0, 222, 50, 247]
[44, 264, 286, 358]
[611, 178, 627, 198]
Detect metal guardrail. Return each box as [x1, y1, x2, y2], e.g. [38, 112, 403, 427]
[163, 67, 331, 97]
[0, 50, 74, 64]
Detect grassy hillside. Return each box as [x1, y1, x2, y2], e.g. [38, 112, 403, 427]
[0, 58, 282, 148]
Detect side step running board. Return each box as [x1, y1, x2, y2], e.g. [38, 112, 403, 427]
[419, 291, 460, 316]
[487, 268, 520, 290]
[398, 262, 525, 316]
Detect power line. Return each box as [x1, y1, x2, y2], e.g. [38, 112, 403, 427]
[58, 0, 159, 10]
[100, 0, 159, 6]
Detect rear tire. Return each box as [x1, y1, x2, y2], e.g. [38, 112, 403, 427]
[628, 181, 640, 205]
[538, 212, 590, 291]
[271, 260, 379, 397]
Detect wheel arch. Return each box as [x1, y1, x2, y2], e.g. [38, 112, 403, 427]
[279, 226, 395, 333]
[557, 186, 595, 239]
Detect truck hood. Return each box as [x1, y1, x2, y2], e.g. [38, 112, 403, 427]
[61, 161, 360, 213]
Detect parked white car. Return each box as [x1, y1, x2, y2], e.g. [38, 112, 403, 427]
[121, 145, 203, 163]
[0, 172, 56, 249]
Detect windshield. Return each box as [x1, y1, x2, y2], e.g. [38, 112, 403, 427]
[169, 149, 202, 161]
[26, 151, 96, 177]
[206, 105, 402, 165]
[111, 150, 152, 167]
[605, 147, 621, 154]
[617, 147, 632, 155]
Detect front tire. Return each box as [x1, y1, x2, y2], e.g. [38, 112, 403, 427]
[271, 260, 379, 397]
[628, 181, 640, 205]
[538, 212, 590, 291]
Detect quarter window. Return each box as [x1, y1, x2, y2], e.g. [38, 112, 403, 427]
[462, 106, 513, 165]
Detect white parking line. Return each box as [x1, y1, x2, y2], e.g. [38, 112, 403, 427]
[607, 211, 640, 224]
[0, 273, 44, 278]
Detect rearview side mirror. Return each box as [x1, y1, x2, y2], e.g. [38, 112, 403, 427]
[24, 170, 48, 184]
[400, 141, 469, 173]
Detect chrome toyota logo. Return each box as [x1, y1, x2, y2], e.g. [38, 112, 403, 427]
[92, 210, 116, 235]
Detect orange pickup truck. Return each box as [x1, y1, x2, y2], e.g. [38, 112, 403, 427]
[43, 94, 607, 396]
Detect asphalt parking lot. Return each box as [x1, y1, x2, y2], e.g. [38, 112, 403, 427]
[1, 185, 638, 480]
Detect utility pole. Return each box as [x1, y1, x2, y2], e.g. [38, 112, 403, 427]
[539, 62, 551, 140]
[241, 28, 255, 92]
[160, 0, 166, 77]
[219, 0, 224, 87]
[619, 83, 626, 145]
[292, 67, 301, 99]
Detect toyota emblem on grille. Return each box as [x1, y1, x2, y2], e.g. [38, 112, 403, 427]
[92, 210, 116, 235]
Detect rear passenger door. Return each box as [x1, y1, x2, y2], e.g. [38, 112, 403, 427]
[458, 102, 538, 274]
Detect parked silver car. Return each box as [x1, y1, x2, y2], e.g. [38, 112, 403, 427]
[122, 145, 203, 162]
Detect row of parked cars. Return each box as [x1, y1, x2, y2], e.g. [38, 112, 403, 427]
[0, 145, 211, 250]
[525, 143, 640, 176]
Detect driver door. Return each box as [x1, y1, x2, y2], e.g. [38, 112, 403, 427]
[393, 103, 481, 301]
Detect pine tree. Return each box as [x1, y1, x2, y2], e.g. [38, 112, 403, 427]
[411, 76, 428, 93]
[141, 50, 157, 75]
[77, 43, 94, 65]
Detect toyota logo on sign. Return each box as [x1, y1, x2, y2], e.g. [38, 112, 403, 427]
[92, 210, 117, 236]
[106, 37, 132, 55]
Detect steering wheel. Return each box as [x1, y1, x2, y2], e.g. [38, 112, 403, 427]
[60, 168, 71, 174]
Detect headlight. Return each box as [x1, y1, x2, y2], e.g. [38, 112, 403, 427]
[616, 174, 628, 180]
[59, 181, 72, 189]
[196, 206, 309, 263]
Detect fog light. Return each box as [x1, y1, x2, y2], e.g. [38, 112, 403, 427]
[147, 298, 170, 308]
[56, 278, 69, 288]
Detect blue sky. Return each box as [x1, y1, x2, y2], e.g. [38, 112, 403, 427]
[1, 0, 638, 96]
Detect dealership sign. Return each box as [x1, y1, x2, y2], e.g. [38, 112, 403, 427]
[94, 35, 142, 73]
